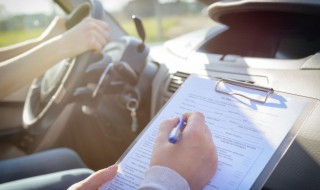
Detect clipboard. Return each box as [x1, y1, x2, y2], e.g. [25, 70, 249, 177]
[213, 77, 318, 189]
[102, 74, 318, 190]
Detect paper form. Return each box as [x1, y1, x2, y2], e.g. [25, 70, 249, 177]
[101, 75, 307, 190]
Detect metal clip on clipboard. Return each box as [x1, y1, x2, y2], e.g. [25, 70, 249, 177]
[215, 78, 274, 103]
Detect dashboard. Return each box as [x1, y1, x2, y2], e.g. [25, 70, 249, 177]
[146, 1, 320, 189]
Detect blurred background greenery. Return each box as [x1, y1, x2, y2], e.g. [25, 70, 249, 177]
[0, 29, 43, 47]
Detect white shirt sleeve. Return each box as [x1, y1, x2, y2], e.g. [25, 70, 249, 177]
[137, 166, 190, 190]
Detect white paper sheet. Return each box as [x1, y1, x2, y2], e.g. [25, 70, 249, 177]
[101, 75, 307, 190]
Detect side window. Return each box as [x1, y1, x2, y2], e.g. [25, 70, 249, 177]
[0, 0, 65, 47]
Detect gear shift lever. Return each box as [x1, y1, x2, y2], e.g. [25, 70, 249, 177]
[132, 15, 146, 52]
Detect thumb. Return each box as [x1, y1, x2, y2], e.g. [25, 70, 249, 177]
[70, 165, 118, 190]
[86, 165, 118, 187]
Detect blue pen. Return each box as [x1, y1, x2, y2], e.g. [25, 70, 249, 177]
[168, 116, 185, 144]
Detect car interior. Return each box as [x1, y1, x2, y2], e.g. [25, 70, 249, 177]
[0, 0, 319, 189]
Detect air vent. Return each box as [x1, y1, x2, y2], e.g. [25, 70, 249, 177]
[167, 72, 190, 93]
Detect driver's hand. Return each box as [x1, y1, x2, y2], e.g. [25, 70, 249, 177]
[57, 17, 109, 57]
[150, 112, 218, 190]
[68, 164, 118, 190]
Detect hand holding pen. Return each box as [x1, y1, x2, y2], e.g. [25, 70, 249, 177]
[150, 112, 218, 190]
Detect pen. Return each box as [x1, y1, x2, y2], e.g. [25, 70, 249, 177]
[168, 116, 186, 144]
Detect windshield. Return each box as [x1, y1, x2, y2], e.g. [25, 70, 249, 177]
[0, 0, 214, 46]
[0, 0, 65, 47]
[102, 0, 213, 44]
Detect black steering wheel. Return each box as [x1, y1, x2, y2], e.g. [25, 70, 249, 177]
[23, 1, 106, 134]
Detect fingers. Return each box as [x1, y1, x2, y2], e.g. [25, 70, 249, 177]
[187, 112, 206, 129]
[83, 18, 109, 52]
[89, 33, 106, 53]
[66, 17, 110, 54]
[93, 165, 118, 185]
[157, 112, 212, 145]
[94, 18, 109, 31]
[157, 117, 180, 141]
[79, 164, 118, 190]
[183, 112, 205, 132]
[183, 112, 212, 141]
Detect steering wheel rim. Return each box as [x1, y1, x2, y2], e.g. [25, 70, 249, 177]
[23, 0, 105, 134]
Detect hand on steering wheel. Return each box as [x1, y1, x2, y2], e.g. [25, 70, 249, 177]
[23, 1, 108, 134]
[60, 17, 109, 56]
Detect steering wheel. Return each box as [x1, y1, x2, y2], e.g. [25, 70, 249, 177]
[23, 1, 106, 134]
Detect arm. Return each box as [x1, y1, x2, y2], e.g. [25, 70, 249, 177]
[0, 17, 109, 99]
[67, 112, 217, 190]
[0, 17, 67, 62]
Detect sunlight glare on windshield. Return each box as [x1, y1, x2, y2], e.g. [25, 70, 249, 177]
[102, 0, 212, 43]
[0, 0, 53, 15]
[102, 0, 130, 12]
